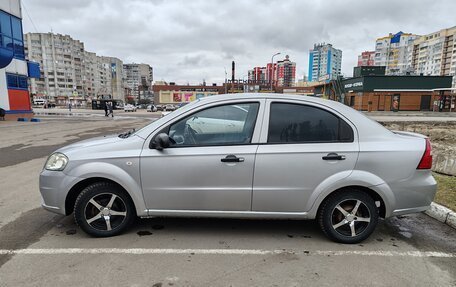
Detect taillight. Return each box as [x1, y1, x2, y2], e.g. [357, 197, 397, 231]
[417, 138, 432, 169]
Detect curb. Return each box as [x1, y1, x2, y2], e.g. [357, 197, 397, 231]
[425, 202, 456, 229]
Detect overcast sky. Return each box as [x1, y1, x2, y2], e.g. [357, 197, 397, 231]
[22, 0, 456, 84]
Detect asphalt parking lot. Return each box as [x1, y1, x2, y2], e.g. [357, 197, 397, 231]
[0, 115, 455, 286]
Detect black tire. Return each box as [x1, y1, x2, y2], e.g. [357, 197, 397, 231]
[317, 190, 378, 244]
[74, 182, 136, 237]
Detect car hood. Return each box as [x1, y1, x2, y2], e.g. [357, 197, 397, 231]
[57, 134, 122, 154]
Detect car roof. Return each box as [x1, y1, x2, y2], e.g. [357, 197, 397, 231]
[135, 93, 392, 140]
[198, 93, 324, 103]
[195, 93, 357, 115]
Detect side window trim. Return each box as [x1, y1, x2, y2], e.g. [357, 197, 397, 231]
[265, 101, 355, 144]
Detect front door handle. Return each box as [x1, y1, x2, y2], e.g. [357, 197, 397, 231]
[221, 154, 245, 163]
[322, 153, 346, 161]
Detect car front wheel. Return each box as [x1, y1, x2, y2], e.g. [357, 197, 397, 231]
[318, 190, 379, 244]
[74, 182, 136, 237]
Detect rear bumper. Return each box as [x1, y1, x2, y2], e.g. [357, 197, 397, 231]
[389, 170, 437, 217]
[391, 206, 430, 216]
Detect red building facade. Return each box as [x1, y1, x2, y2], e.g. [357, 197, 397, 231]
[248, 55, 296, 87]
[357, 51, 375, 67]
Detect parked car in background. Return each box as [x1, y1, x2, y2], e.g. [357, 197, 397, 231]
[165, 104, 176, 111]
[156, 104, 164, 111]
[33, 99, 47, 106]
[147, 105, 157, 112]
[123, 104, 137, 112]
[39, 93, 436, 243]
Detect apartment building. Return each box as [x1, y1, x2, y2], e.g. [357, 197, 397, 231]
[248, 66, 267, 83]
[247, 55, 296, 87]
[24, 32, 125, 105]
[357, 51, 375, 66]
[24, 33, 85, 103]
[123, 63, 153, 101]
[82, 52, 123, 100]
[103, 56, 124, 101]
[276, 55, 296, 87]
[308, 43, 342, 82]
[84, 52, 116, 100]
[411, 26, 456, 87]
[374, 32, 418, 75]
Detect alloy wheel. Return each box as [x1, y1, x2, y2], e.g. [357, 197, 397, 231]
[330, 199, 371, 237]
[84, 193, 127, 231]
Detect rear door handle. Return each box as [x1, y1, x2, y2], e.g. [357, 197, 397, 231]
[322, 153, 346, 161]
[221, 154, 245, 163]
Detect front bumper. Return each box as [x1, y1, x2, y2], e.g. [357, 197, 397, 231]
[39, 169, 81, 215]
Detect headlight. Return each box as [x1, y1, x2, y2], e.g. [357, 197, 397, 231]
[45, 153, 69, 171]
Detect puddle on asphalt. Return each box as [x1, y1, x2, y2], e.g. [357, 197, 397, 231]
[137, 231, 153, 236]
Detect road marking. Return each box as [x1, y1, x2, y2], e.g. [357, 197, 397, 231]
[0, 248, 455, 258]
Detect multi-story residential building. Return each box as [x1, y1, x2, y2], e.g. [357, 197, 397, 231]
[102, 56, 124, 101]
[276, 55, 296, 87]
[123, 63, 153, 101]
[411, 26, 456, 87]
[374, 32, 418, 75]
[247, 55, 296, 87]
[308, 43, 342, 82]
[248, 66, 267, 83]
[357, 51, 375, 66]
[24, 32, 125, 105]
[0, 0, 39, 120]
[82, 51, 100, 100]
[24, 33, 85, 104]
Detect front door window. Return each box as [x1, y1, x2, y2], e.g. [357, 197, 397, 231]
[168, 103, 259, 147]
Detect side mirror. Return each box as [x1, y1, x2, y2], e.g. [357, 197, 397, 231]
[150, 133, 171, 150]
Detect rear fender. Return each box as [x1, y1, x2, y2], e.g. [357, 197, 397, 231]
[307, 170, 395, 218]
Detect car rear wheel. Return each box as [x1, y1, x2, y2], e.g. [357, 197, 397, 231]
[74, 182, 136, 237]
[318, 190, 378, 244]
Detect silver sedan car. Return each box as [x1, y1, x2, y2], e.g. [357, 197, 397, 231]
[39, 94, 436, 243]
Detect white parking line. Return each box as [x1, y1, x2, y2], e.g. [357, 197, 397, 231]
[0, 248, 455, 258]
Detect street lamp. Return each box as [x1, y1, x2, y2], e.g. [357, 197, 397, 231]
[270, 52, 281, 91]
[224, 67, 228, 94]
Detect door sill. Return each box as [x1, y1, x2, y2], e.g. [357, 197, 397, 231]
[143, 209, 310, 219]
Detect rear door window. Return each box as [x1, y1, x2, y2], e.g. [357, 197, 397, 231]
[268, 103, 353, 143]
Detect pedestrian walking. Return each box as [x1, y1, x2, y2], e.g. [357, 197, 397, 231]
[108, 102, 114, 118]
[104, 102, 108, 117]
[69, 102, 72, 112]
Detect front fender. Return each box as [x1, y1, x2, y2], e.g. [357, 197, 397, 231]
[306, 170, 395, 218]
[65, 161, 147, 217]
